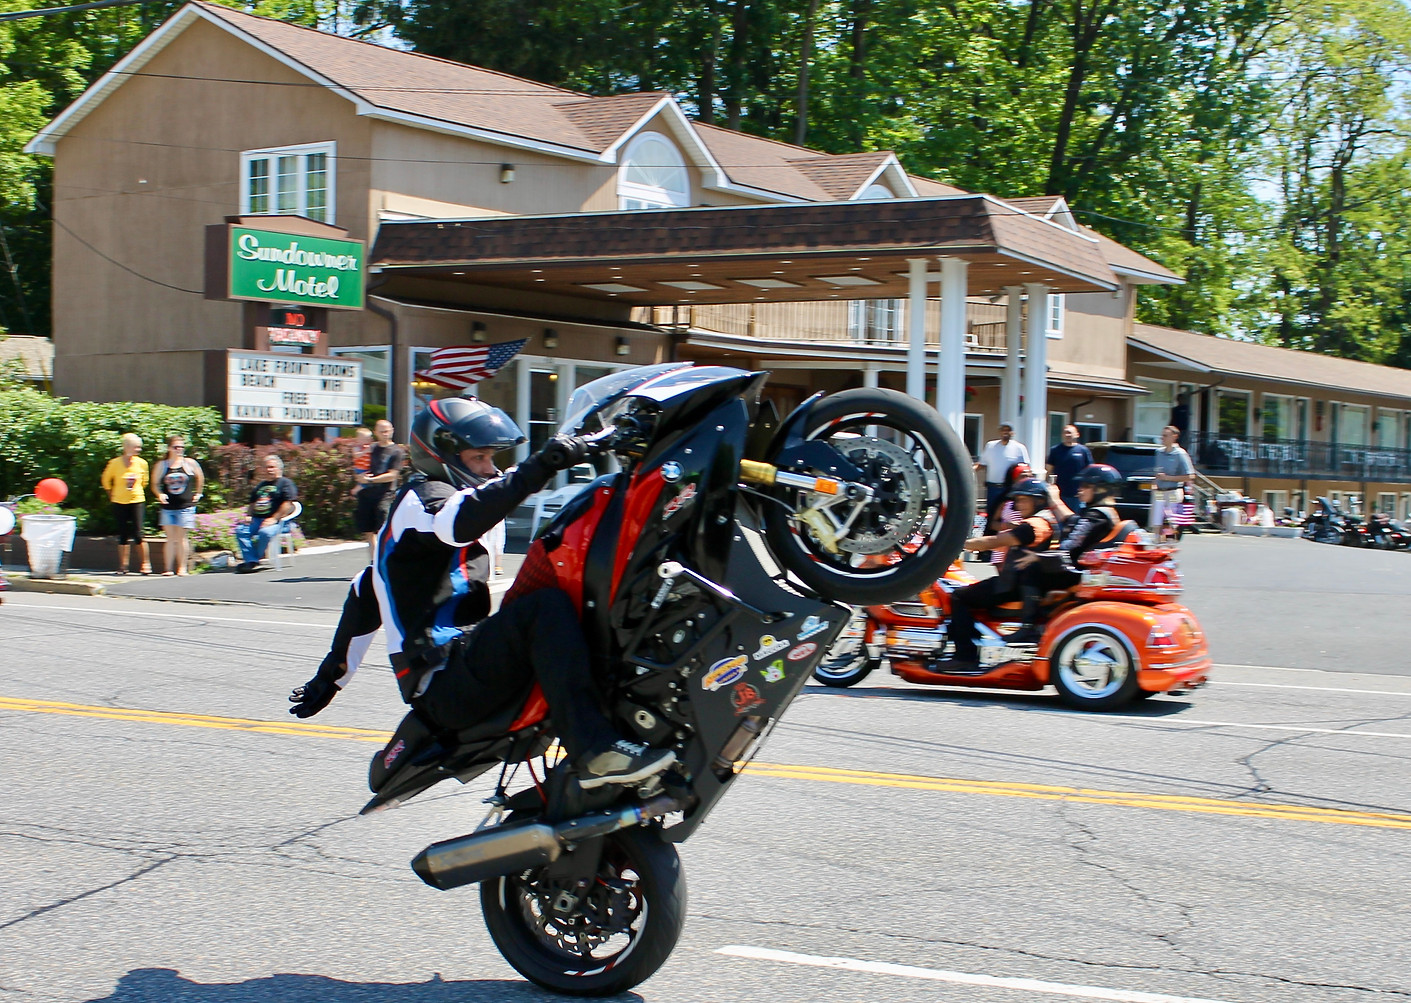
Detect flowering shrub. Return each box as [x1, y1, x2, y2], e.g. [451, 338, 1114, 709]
[210, 437, 402, 538]
[190, 508, 308, 553]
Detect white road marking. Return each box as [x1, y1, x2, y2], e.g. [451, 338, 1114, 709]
[1102, 716, 1411, 739]
[3, 600, 336, 630]
[1210, 680, 1411, 697]
[717, 946, 1240, 1003]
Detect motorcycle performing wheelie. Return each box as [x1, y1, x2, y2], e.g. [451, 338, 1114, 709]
[319, 364, 972, 995]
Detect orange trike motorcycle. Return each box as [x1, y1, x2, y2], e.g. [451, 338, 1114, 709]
[813, 540, 1211, 710]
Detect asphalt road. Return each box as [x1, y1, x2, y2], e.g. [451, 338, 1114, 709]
[3, 536, 1410, 1003]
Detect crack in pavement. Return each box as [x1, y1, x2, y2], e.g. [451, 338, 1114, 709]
[0, 855, 176, 932]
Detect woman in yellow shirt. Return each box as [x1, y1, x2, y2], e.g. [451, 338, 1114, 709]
[100, 433, 151, 574]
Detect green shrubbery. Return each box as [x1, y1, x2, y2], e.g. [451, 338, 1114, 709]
[210, 438, 379, 538]
[0, 386, 223, 531]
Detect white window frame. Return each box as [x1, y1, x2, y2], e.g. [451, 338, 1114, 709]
[1377, 492, 1397, 515]
[1375, 408, 1402, 449]
[1045, 293, 1065, 339]
[617, 131, 690, 210]
[241, 141, 336, 223]
[1401, 492, 1411, 522]
[858, 183, 894, 199]
[1133, 377, 1176, 443]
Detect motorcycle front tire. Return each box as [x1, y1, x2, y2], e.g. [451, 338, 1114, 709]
[481, 826, 685, 996]
[763, 388, 973, 606]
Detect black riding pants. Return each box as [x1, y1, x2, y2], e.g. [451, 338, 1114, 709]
[413, 588, 617, 761]
[948, 576, 1022, 662]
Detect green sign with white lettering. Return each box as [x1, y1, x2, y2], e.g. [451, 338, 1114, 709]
[227, 226, 365, 309]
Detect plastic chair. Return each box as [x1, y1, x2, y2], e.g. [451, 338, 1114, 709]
[270, 501, 303, 570]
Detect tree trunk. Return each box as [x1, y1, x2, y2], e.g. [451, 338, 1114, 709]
[724, 0, 754, 130]
[794, 0, 820, 145]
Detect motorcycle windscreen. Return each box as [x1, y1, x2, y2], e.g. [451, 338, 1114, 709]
[559, 362, 691, 434]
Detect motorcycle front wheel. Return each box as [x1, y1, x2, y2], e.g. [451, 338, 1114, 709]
[763, 389, 973, 606]
[481, 826, 685, 996]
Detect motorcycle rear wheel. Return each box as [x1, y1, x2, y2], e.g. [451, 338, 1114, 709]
[1050, 626, 1140, 711]
[763, 389, 973, 606]
[481, 826, 685, 997]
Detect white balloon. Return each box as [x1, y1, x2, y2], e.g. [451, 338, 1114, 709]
[0, 507, 14, 536]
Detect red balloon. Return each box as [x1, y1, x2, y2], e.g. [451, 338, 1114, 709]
[35, 478, 68, 504]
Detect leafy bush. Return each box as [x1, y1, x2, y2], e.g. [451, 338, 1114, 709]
[211, 437, 393, 538]
[0, 386, 224, 532]
[190, 507, 307, 554]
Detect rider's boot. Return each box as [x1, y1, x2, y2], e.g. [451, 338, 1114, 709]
[577, 740, 677, 789]
[1006, 588, 1044, 645]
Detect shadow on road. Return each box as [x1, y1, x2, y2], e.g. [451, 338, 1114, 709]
[805, 682, 1198, 716]
[89, 968, 644, 1002]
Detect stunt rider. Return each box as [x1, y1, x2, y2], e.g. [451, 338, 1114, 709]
[288, 397, 675, 790]
[943, 478, 1057, 669]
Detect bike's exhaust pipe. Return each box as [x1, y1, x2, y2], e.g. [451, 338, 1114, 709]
[411, 796, 682, 891]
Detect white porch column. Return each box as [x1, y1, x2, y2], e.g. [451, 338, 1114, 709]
[1001, 285, 1023, 429]
[514, 357, 532, 463]
[906, 257, 928, 401]
[862, 363, 880, 389]
[1022, 283, 1050, 458]
[554, 361, 576, 486]
[937, 256, 969, 433]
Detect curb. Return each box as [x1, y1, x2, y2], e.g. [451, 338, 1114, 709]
[5, 575, 107, 596]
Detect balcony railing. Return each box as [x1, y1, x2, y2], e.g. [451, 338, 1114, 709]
[640, 301, 1011, 352]
[1192, 431, 1411, 483]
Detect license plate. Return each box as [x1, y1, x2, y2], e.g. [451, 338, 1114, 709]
[1140, 482, 1154, 491]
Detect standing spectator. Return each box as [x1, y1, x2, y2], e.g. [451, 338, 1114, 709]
[353, 419, 405, 555]
[974, 423, 1031, 529]
[1045, 424, 1094, 512]
[349, 427, 373, 496]
[234, 454, 299, 573]
[1150, 425, 1196, 540]
[100, 433, 150, 575]
[151, 434, 204, 576]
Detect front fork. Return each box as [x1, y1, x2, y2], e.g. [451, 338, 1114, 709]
[737, 458, 873, 554]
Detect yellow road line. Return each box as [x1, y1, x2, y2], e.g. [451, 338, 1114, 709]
[4, 695, 1407, 830]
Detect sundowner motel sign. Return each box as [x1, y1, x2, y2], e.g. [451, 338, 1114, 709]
[224, 225, 365, 310]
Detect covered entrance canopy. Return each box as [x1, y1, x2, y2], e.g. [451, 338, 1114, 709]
[369, 195, 1121, 447]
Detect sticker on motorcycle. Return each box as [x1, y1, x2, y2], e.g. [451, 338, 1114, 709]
[731, 681, 766, 715]
[662, 482, 697, 519]
[795, 615, 829, 640]
[383, 739, 405, 769]
[752, 634, 791, 660]
[786, 641, 818, 661]
[701, 654, 748, 692]
[760, 660, 786, 683]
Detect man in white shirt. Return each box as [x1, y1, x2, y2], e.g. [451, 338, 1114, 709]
[975, 424, 1031, 527]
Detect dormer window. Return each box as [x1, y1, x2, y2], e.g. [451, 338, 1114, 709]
[617, 132, 689, 210]
[858, 183, 894, 199]
[241, 142, 335, 223]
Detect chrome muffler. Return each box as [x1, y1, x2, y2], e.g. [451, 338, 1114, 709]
[411, 795, 680, 891]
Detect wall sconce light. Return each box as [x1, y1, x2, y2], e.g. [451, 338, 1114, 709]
[543, 327, 558, 349]
[471, 320, 487, 343]
[499, 164, 516, 183]
[615, 336, 630, 357]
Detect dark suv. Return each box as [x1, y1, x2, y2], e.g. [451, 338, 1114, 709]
[1087, 442, 1159, 524]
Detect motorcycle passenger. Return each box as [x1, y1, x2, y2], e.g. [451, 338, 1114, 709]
[1022, 463, 1128, 594]
[289, 397, 676, 790]
[944, 478, 1057, 668]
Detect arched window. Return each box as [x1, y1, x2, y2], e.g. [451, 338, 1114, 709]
[617, 132, 690, 210]
[858, 183, 894, 200]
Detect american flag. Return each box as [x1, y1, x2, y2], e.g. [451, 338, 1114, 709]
[414, 339, 527, 390]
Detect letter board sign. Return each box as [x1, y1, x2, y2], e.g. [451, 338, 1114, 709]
[227, 350, 362, 425]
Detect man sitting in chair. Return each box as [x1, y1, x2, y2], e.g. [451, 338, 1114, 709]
[234, 454, 299, 573]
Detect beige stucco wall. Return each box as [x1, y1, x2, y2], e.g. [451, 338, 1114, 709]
[1049, 288, 1130, 379]
[51, 17, 378, 404]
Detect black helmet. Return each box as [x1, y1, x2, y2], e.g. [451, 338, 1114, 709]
[1007, 478, 1050, 506]
[1077, 463, 1123, 501]
[409, 397, 526, 488]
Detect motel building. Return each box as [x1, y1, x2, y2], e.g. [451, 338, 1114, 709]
[27, 2, 1411, 516]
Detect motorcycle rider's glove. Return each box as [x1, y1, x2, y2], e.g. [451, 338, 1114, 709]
[537, 433, 591, 472]
[289, 653, 343, 717]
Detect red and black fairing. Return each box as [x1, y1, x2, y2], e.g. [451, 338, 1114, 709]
[515, 365, 852, 839]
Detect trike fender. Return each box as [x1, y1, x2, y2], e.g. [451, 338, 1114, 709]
[1034, 602, 1160, 686]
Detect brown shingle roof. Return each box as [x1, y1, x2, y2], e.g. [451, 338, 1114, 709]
[785, 151, 892, 199]
[555, 92, 671, 149]
[1131, 324, 1411, 400]
[1088, 231, 1181, 283]
[0, 335, 53, 379]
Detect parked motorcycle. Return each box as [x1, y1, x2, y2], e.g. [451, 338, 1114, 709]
[1302, 496, 1357, 545]
[1364, 512, 1411, 550]
[359, 363, 973, 995]
[814, 539, 1210, 711]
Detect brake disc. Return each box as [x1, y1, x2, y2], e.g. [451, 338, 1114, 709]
[813, 435, 926, 554]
